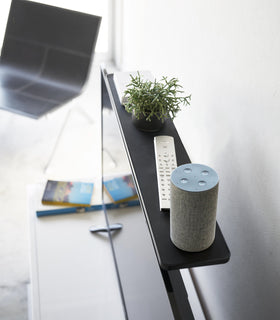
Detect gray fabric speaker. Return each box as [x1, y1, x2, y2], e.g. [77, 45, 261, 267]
[170, 163, 219, 252]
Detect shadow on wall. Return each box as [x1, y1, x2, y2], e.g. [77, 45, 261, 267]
[200, 130, 280, 319]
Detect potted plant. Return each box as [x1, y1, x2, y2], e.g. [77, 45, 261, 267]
[124, 72, 191, 132]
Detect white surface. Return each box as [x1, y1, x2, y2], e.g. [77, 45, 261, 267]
[28, 184, 125, 320]
[117, 1, 280, 318]
[28, 184, 174, 320]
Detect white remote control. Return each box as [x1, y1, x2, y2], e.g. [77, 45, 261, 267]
[154, 135, 177, 210]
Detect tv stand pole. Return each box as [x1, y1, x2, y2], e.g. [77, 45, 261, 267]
[101, 67, 230, 319]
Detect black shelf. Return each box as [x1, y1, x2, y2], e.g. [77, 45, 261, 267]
[103, 71, 230, 271]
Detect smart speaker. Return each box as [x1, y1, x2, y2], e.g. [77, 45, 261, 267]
[170, 163, 219, 252]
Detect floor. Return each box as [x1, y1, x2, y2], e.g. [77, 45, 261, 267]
[0, 63, 103, 319]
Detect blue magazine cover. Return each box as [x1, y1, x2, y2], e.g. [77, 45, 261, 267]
[104, 174, 138, 203]
[42, 180, 94, 206]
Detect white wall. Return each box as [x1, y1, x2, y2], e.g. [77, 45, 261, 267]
[117, 0, 280, 319]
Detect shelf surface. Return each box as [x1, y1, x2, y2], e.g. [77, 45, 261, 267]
[103, 72, 230, 270]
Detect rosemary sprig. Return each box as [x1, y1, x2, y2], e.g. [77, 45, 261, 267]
[124, 72, 191, 122]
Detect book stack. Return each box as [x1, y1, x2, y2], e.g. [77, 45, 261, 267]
[37, 175, 139, 217]
[42, 180, 94, 207]
[103, 174, 138, 203]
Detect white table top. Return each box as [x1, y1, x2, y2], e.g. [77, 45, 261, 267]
[28, 184, 125, 320]
[28, 183, 174, 319]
